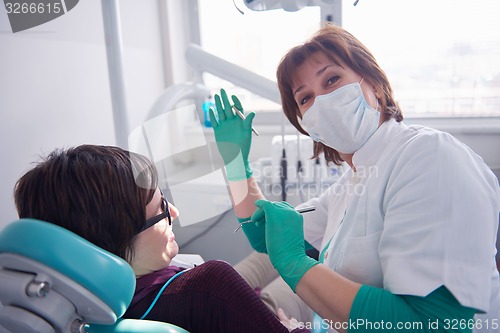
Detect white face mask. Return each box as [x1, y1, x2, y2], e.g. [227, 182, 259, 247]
[301, 80, 380, 154]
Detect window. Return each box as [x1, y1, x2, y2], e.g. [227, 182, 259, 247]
[198, 0, 320, 111]
[198, 0, 500, 117]
[343, 0, 500, 116]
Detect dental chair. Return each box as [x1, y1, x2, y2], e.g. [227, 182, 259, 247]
[0, 218, 188, 333]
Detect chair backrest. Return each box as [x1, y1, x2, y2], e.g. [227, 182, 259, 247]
[0, 219, 188, 333]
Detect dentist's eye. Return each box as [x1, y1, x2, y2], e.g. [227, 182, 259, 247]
[327, 76, 340, 86]
[298, 95, 311, 106]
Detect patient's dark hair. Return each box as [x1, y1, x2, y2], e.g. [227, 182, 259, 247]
[14, 145, 158, 262]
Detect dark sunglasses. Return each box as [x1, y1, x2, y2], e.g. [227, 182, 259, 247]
[140, 190, 172, 232]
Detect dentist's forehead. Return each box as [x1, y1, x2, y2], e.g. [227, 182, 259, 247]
[291, 52, 344, 92]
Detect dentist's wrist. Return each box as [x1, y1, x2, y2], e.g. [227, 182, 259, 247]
[274, 255, 319, 292]
[225, 158, 253, 181]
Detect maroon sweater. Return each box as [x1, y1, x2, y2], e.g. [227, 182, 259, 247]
[124, 260, 310, 333]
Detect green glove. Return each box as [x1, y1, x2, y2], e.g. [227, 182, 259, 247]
[255, 199, 319, 292]
[247, 205, 316, 257]
[209, 88, 255, 181]
[238, 216, 267, 253]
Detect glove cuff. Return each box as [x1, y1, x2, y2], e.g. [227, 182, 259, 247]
[237, 217, 251, 223]
[278, 256, 319, 292]
[225, 159, 253, 181]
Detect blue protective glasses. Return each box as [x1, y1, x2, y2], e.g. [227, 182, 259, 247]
[140, 191, 172, 232]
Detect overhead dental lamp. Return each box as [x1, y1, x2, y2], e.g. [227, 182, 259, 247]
[241, 0, 343, 24]
[243, 0, 337, 12]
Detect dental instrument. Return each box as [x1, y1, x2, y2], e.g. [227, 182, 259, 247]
[233, 206, 315, 233]
[232, 105, 259, 136]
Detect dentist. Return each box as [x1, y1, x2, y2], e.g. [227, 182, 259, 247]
[211, 24, 500, 332]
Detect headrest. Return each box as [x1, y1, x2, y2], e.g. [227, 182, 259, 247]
[0, 219, 136, 318]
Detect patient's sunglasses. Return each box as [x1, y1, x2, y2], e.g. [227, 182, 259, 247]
[140, 190, 172, 232]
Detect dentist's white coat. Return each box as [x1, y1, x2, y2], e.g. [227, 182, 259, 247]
[299, 119, 500, 332]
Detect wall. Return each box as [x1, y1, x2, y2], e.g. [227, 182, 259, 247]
[0, 0, 167, 228]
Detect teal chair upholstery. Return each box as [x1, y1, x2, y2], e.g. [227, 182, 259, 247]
[0, 219, 188, 333]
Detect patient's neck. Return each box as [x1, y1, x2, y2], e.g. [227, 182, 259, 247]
[131, 258, 173, 278]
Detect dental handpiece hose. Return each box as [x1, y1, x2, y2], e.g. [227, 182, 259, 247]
[280, 113, 287, 201]
[280, 148, 287, 201]
[314, 157, 321, 190]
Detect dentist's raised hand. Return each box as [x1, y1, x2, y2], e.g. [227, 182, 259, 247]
[255, 199, 319, 292]
[210, 89, 264, 252]
[209, 88, 255, 181]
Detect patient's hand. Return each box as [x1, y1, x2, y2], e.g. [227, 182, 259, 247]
[277, 308, 299, 332]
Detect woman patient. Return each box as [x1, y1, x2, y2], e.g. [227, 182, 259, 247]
[13, 144, 308, 333]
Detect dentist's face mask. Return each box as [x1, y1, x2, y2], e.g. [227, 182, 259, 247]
[301, 80, 381, 154]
